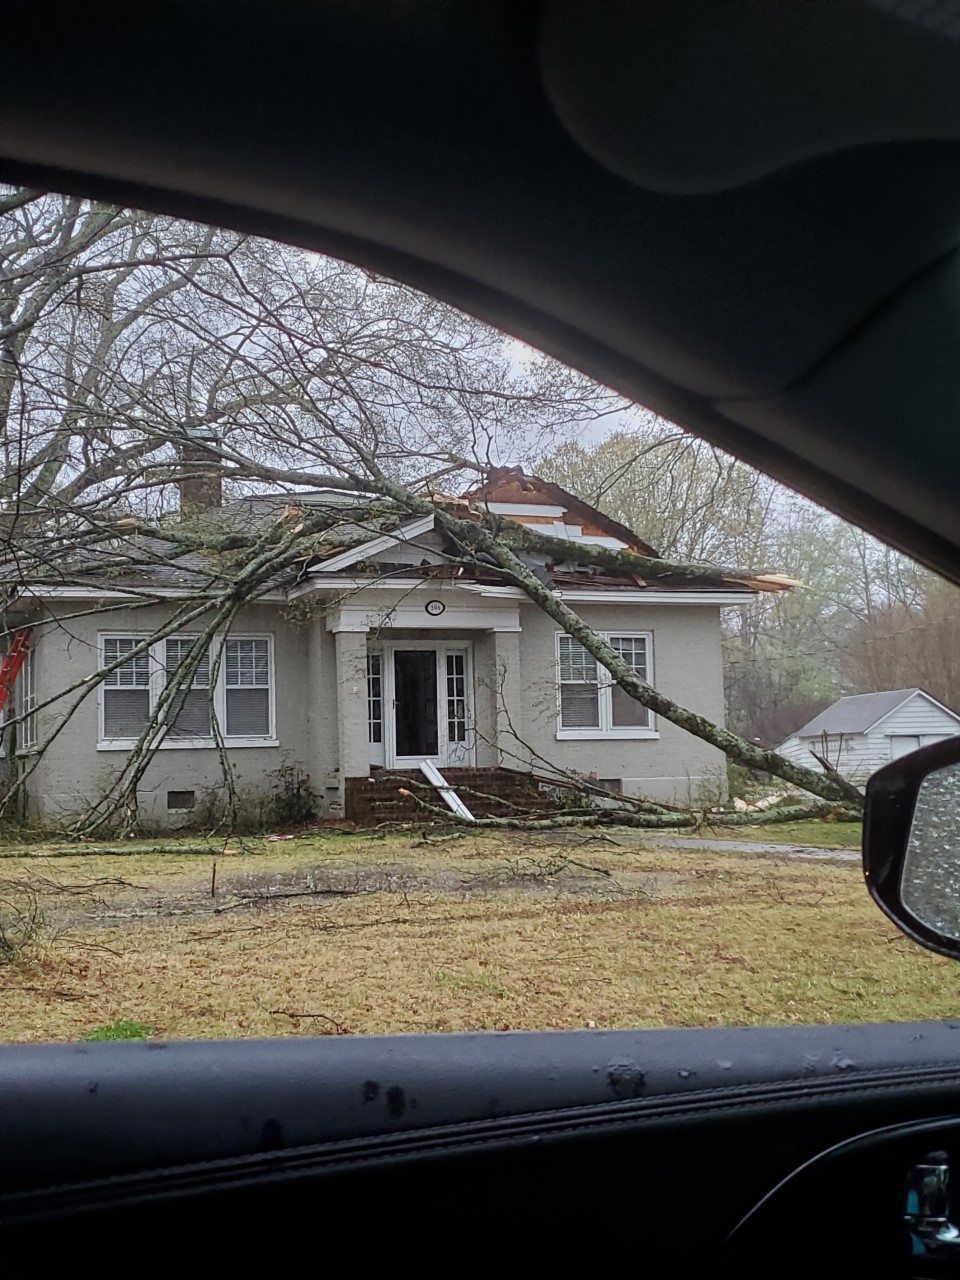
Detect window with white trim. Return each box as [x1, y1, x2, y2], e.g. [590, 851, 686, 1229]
[20, 645, 37, 749]
[98, 633, 275, 746]
[224, 638, 271, 737]
[556, 632, 653, 736]
[445, 651, 468, 744]
[102, 637, 151, 739]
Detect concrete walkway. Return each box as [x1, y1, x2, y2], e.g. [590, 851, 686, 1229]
[648, 835, 859, 863]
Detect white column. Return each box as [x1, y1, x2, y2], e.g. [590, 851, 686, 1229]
[306, 623, 342, 816]
[491, 630, 525, 769]
[334, 630, 370, 805]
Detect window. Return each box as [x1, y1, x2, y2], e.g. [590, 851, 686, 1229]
[20, 645, 37, 750]
[558, 635, 600, 729]
[556, 632, 654, 737]
[224, 638, 271, 737]
[102, 636, 150, 739]
[367, 652, 383, 743]
[609, 635, 650, 727]
[446, 651, 467, 744]
[98, 633, 275, 747]
[165, 638, 211, 737]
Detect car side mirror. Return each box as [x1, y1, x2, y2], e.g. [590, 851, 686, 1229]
[865, 736, 960, 958]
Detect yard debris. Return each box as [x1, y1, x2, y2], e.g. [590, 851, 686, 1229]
[0, 843, 239, 859]
[732, 791, 800, 813]
[0, 825, 913, 1044]
[215, 883, 368, 915]
[254, 997, 351, 1034]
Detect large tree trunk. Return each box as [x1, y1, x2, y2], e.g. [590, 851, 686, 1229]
[431, 509, 865, 811]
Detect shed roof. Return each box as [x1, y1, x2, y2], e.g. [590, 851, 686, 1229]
[789, 688, 960, 738]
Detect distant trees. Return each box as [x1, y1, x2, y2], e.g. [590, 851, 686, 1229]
[538, 425, 960, 743]
[839, 577, 960, 711]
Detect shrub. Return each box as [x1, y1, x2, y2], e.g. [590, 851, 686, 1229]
[265, 762, 318, 827]
[191, 760, 319, 834]
[726, 762, 754, 801]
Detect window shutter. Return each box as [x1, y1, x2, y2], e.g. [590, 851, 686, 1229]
[560, 685, 601, 728]
[165, 638, 211, 737]
[102, 637, 151, 739]
[168, 688, 212, 737]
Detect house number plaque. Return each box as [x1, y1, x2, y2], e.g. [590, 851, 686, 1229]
[425, 600, 445, 616]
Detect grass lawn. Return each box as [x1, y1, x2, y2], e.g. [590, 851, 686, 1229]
[699, 819, 863, 849]
[0, 827, 949, 1043]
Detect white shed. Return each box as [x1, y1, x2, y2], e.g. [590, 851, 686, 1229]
[778, 688, 960, 781]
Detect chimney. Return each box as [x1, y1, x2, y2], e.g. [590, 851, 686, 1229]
[179, 425, 222, 515]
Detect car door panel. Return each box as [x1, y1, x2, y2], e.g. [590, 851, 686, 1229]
[5, 1023, 960, 1267]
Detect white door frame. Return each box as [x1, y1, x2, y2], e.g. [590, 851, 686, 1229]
[380, 639, 475, 769]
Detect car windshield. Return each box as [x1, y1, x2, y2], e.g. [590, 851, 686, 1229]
[0, 189, 953, 1045]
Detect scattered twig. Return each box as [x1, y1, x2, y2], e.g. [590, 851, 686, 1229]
[184, 924, 267, 941]
[0, 984, 92, 1001]
[214, 885, 367, 915]
[410, 832, 468, 848]
[255, 995, 351, 1033]
[29, 875, 147, 895]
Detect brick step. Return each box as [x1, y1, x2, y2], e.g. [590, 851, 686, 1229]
[346, 767, 563, 822]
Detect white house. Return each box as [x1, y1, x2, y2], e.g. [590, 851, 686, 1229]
[8, 466, 792, 827]
[779, 688, 960, 781]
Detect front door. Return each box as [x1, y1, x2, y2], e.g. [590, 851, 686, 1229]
[394, 649, 439, 758]
[373, 642, 474, 768]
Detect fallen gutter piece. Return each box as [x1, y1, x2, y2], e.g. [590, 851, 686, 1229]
[419, 760, 475, 822]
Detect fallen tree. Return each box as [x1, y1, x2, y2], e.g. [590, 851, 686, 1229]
[398, 783, 858, 831]
[0, 187, 867, 838]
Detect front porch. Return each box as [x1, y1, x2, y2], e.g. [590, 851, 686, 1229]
[345, 766, 552, 822]
[332, 622, 526, 820]
[303, 581, 527, 819]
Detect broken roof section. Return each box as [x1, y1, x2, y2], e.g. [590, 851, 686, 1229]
[459, 465, 660, 557]
[296, 467, 796, 598]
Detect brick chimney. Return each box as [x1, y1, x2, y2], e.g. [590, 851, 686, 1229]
[179, 425, 222, 515]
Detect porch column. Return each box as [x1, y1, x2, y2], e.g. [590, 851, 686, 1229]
[491, 629, 526, 769]
[306, 624, 343, 817]
[335, 629, 370, 797]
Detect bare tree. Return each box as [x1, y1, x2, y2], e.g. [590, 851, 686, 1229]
[0, 189, 863, 835]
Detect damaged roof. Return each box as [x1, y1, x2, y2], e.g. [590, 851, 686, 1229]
[460, 465, 659, 556]
[12, 467, 795, 601]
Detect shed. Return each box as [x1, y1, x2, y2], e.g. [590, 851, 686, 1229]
[778, 688, 960, 781]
